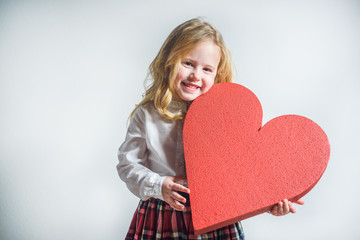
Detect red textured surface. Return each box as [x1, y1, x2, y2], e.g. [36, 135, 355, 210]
[183, 83, 330, 235]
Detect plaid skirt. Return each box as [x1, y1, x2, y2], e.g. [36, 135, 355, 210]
[125, 194, 245, 240]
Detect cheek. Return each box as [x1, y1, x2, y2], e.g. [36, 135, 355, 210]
[202, 77, 215, 93]
[174, 72, 183, 87]
[176, 67, 187, 80]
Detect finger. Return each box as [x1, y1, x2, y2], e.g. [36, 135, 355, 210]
[278, 201, 284, 215]
[271, 205, 279, 216]
[169, 200, 181, 211]
[170, 202, 182, 211]
[171, 197, 185, 211]
[172, 183, 190, 194]
[294, 198, 305, 205]
[289, 201, 297, 213]
[171, 191, 187, 204]
[283, 199, 290, 214]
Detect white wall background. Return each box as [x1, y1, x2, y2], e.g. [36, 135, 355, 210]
[0, 0, 359, 239]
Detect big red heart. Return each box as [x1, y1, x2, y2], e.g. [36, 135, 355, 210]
[183, 83, 330, 234]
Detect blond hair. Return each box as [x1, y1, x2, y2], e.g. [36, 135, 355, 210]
[130, 17, 234, 121]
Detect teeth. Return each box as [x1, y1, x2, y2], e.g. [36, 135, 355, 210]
[183, 82, 198, 89]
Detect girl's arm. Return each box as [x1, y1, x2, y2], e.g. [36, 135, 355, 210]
[117, 106, 165, 201]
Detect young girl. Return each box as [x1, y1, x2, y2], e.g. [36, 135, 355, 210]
[117, 18, 304, 239]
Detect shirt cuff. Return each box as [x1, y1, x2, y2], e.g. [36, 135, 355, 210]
[156, 176, 166, 200]
[142, 175, 166, 201]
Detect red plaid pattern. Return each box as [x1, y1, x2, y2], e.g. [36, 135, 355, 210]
[125, 195, 244, 239]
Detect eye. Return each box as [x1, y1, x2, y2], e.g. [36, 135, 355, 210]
[204, 67, 213, 72]
[183, 61, 193, 67]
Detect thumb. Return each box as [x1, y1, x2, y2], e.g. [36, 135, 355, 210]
[294, 198, 305, 205]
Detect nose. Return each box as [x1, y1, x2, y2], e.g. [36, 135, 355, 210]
[189, 71, 201, 82]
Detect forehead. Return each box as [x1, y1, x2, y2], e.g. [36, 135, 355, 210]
[184, 40, 221, 66]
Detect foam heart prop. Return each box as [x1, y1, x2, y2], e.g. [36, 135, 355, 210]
[183, 82, 330, 234]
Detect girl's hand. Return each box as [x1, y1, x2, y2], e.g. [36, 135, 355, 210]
[269, 198, 305, 216]
[162, 176, 190, 211]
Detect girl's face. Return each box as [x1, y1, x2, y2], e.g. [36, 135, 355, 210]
[173, 40, 221, 102]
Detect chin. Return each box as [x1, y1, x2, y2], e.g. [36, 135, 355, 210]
[180, 94, 198, 102]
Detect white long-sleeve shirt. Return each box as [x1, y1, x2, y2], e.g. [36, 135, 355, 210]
[117, 101, 189, 200]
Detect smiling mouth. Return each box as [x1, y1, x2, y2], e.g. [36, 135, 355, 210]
[182, 81, 200, 90]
